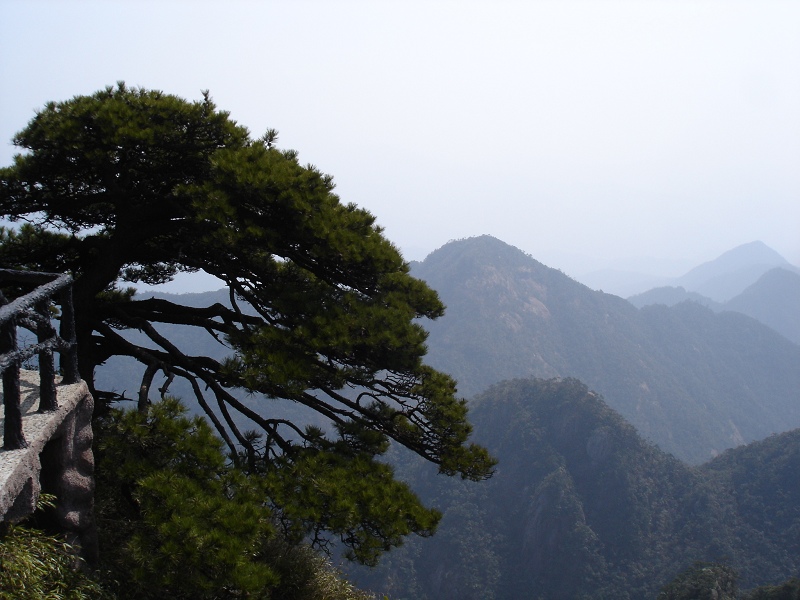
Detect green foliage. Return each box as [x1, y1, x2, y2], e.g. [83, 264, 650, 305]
[257, 539, 378, 600]
[94, 397, 379, 599]
[0, 497, 108, 600]
[263, 447, 440, 567]
[95, 398, 276, 598]
[657, 562, 739, 600]
[1, 84, 494, 565]
[659, 564, 800, 600]
[744, 578, 800, 600]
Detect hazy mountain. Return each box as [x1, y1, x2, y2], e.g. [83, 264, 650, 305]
[575, 268, 671, 298]
[675, 241, 792, 302]
[352, 378, 800, 599]
[627, 268, 800, 346]
[723, 267, 800, 346]
[573, 254, 696, 298]
[583, 241, 797, 301]
[627, 286, 719, 310]
[411, 235, 800, 463]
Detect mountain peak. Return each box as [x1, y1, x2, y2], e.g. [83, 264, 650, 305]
[424, 234, 532, 263]
[417, 235, 552, 284]
[709, 240, 787, 267]
[676, 241, 790, 302]
[683, 241, 787, 276]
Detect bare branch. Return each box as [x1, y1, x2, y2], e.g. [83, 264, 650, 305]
[138, 362, 159, 413]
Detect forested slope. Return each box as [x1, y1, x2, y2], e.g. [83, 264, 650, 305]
[352, 378, 800, 599]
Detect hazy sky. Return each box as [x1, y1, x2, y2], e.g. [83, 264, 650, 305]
[2, 1, 798, 290]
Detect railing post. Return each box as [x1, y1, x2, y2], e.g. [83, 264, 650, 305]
[0, 292, 27, 450]
[58, 285, 80, 385]
[36, 300, 57, 412]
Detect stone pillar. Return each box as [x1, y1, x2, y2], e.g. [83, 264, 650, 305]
[40, 388, 98, 564]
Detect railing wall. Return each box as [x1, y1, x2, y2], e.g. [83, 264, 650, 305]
[0, 269, 80, 449]
[0, 269, 96, 563]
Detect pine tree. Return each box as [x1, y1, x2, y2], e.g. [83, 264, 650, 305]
[0, 84, 494, 563]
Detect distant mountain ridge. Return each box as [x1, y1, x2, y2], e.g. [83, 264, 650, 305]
[411, 235, 800, 463]
[724, 267, 800, 345]
[581, 240, 797, 299]
[627, 285, 720, 310]
[629, 267, 800, 345]
[676, 240, 792, 301]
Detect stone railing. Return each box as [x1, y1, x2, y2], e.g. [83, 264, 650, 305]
[0, 269, 80, 449]
[0, 269, 96, 562]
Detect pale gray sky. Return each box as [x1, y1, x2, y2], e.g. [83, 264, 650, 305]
[2, 1, 798, 291]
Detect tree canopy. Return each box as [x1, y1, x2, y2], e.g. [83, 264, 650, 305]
[0, 83, 494, 562]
